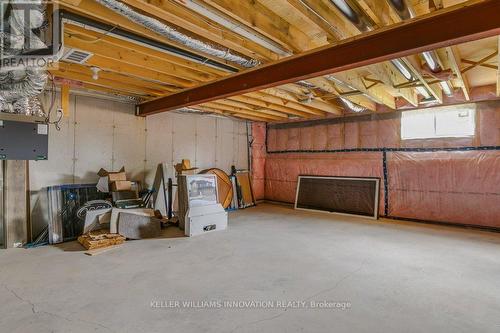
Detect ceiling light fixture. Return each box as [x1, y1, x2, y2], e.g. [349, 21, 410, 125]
[91, 66, 101, 80]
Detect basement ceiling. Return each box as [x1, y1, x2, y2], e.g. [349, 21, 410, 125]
[52, 0, 500, 122]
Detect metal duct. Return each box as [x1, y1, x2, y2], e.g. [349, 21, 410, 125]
[385, 0, 440, 100]
[0, 0, 49, 116]
[421, 51, 441, 72]
[94, 0, 259, 68]
[339, 97, 367, 113]
[387, 0, 415, 20]
[329, 0, 373, 32]
[60, 11, 238, 73]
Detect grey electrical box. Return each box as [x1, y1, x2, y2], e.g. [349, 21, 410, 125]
[0, 114, 49, 161]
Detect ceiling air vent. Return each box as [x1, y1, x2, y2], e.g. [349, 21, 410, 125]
[61, 48, 94, 64]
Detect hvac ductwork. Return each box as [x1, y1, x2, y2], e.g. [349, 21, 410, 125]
[0, 0, 49, 116]
[329, 0, 374, 32]
[94, 0, 259, 68]
[386, 0, 415, 20]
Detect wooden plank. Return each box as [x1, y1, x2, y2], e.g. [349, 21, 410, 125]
[307, 77, 376, 111]
[85, 244, 123, 256]
[0, 162, 3, 248]
[285, 0, 341, 41]
[50, 69, 165, 96]
[443, 46, 471, 100]
[202, 102, 284, 121]
[402, 56, 443, 103]
[331, 71, 396, 109]
[58, 0, 243, 70]
[56, 63, 176, 94]
[192, 105, 271, 122]
[64, 24, 226, 77]
[215, 99, 290, 119]
[84, 55, 196, 88]
[202, 0, 319, 52]
[64, 28, 218, 82]
[229, 95, 313, 118]
[367, 63, 419, 106]
[61, 83, 70, 117]
[248, 90, 330, 115]
[3, 161, 28, 248]
[138, 0, 500, 115]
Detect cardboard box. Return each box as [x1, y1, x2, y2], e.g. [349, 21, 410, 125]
[108, 171, 127, 183]
[97, 167, 127, 193]
[111, 180, 132, 191]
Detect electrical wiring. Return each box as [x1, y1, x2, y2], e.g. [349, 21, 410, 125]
[44, 72, 63, 131]
[65, 25, 118, 44]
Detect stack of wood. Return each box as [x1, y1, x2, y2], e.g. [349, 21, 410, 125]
[78, 232, 126, 250]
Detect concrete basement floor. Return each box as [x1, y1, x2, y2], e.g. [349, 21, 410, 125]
[1, 203, 500, 333]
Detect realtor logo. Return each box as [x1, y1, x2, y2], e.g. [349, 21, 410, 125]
[0, 0, 60, 71]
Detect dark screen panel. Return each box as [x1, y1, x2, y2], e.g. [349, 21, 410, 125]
[296, 177, 379, 218]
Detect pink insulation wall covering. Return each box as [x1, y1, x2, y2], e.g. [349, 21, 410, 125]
[252, 101, 500, 228]
[251, 122, 266, 200]
[387, 151, 500, 228]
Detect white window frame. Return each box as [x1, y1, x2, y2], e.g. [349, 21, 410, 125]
[401, 104, 476, 140]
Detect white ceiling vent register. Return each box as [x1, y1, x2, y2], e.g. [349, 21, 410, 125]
[61, 48, 94, 64]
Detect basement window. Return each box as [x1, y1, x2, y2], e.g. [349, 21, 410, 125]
[401, 105, 475, 140]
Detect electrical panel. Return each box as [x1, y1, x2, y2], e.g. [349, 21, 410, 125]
[0, 114, 49, 161]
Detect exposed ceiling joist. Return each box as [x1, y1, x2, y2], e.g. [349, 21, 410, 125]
[285, 0, 342, 41]
[201, 0, 321, 52]
[443, 46, 471, 100]
[138, 0, 500, 116]
[229, 95, 314, 118]
[120, 0, 279, 62]
[59, 0, 241, 70]
[402, 56, 443, 103]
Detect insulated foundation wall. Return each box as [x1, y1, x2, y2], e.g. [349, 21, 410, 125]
[387, 151, 500, 228]
[255, 101, 500, 228]
[251, 123, 266, 200]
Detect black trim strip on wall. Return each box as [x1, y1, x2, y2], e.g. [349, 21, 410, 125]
[382, 149, 389, 216]
[267, 146, 500, 154]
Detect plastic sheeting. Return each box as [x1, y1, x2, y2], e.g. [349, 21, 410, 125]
[265, 152, 385, 214]
[387, 151, 500, 228]
[255, 102, 500, 228]
[251, 123, 266, 200]
[267, 102, 500, 152]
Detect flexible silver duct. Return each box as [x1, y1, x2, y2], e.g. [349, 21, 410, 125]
[0, 0, 48, 116]
[339, 97, 366, 113]
[94, 0, 259, 68]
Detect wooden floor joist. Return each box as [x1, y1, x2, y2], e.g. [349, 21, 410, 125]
[137, 0, 500, 116]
